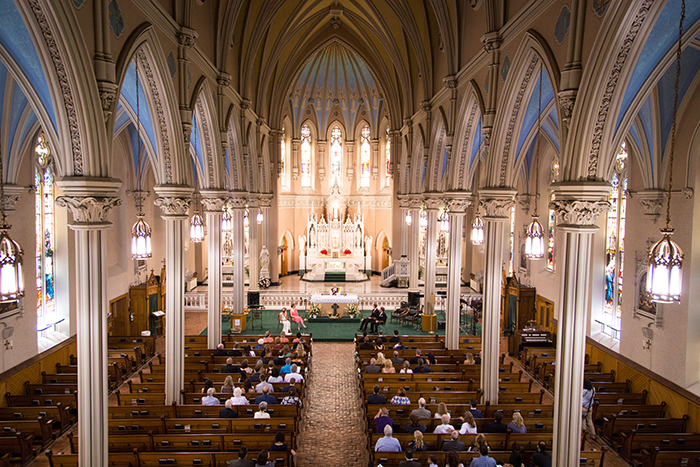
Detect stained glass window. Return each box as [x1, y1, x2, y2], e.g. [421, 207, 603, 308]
[301, 124, 311, 187]
[604, 142, 628, 327]
[330, 126, 343, 186]
[547, 192, 556, 271]
[280, 127, 287, 187]
[35, 134, 55, 332]
[360, 126, 371, 187]
[385, 128, 391, 177]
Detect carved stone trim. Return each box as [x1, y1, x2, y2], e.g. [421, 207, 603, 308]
[637, 191, 664, 223]
[258, 194, 273, 208]
[177, 27, 198, 48]
[154, 197, 190, 216]
[557, 90, 576, 129]
[56, 196, 122, 224]
[550, 199, 611, 226]
[423, 197, 442, 210]
[587, 0, 654, 179]
[481, 198, 515, 217]
[195, 99, 215, 187]
[446, 197, 472, 213]
[457, 102, 478, 190]
[200, 197, 226, 212]
[217, 73, 231, 87]
[98, 82, 118, 123]
[517, 194, 534, 213]
[227, 196, 248, 209]
[2, 194, 21, 213]
[28, 0, 84, 175]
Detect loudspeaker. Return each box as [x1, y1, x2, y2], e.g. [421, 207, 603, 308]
[408, 292, 421, 307]
[247, 291, 260, 306]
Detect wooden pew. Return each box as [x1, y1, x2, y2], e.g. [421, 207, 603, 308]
[602, 415, 688, 445]
[25, 382, 77, 395]
[0, 403, 73, 431]
[638, 447, 700, 467]
[0, 417, 55, 448]
[45, 450, 140, 467]
[594, 390, 647, 405]
[619, 432, 700, 463]
[369, 432, 554, 452]
[0, 432, 36, 464]
[115, 392, 166, 406]
[110, 418, 166, 434]
[372, 450, 605, 467]
[5, 392, 77, 409]
[592, 402, 666, 423]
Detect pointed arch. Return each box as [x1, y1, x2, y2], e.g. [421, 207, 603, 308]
[448, 81, 485, 192]
[225, 104, 245, 192]
[190, 77, 224, 189]
[410, 127, 425, 194]
[426, 109, 447, 192]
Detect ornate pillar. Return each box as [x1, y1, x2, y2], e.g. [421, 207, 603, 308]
[248, 195, 260, 291]
[550, 186, 610, 467]
[408, 197, 422, 292]
[317, 140, 326, 182]
[480, 189, 516, 403]
[445, 194, 471, 350]
[398, 196, 410, 257]
[259, 194, 273, 272]
[55, 182, 121, 467]
[201, 191, 226, 348]
[423, 196, 441, 303]
[154, 187, 192, 404]
[228, 195, 247, 314]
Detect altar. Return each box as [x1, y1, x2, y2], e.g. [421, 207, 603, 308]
[310, 294, 359, 318]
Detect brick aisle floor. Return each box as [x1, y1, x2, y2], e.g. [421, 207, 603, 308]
[295, 342, 368, 467]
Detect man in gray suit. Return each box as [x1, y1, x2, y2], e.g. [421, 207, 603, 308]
[227, 447, 254, 467]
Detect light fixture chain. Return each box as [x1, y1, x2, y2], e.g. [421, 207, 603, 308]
[533, 62, 543, 217]
[0, 128, 5, 225]
[136, 58, 143, 215]
[666, 0, 685, 229]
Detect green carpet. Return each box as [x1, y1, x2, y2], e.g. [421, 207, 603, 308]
[200, 309, 482, 342]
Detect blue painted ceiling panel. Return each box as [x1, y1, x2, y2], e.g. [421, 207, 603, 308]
[121, 61, 157, 156]
[638, 95, 655, 162]
[515, 71, 554, 163]
[469, 118, 482, 170]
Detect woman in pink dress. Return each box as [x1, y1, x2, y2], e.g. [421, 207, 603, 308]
[289, 303, 307, 330]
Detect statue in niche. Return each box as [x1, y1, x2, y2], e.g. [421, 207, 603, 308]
[260, 246, 270, 278]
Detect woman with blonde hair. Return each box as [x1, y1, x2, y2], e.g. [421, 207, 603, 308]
[507, 411, 527, 433]
[382, 359, 396, 374]
[221, 375, 235, 393]
[434, 402, 450, 420]
[468, 433, 489, 452]
[463, 352, 475, 365]
[459, 410, 477, 434]
[409, 430, 428, 451]
[400, 361, 413, 374]
[262, 331, 274, 344]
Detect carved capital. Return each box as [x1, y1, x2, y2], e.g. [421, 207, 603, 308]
[516, 194, 534, 213]
[636, 191, 664, 223]
[227, 196, 248, 210]
[558, 90, 576, 129]
[56, 196, 121, 224]
[98, 85, 118, 122]
[259, 194, 273, 208]
[408, 196, 423, 210]
[154, 197, 190, 216]
[403, 117, 412, 128]
[217, 73, 231, 87]
[423, 197, 442, 211]
[397, 195, 410, 209]
[446, 197, 472, 213]
[421, 101, 432, 113]
[330, 17, 342, 29]
[182, 122, 193, 144]
[2, 194, 21, 213]
[200, 197, 227, 212]
[443, 75, 458, 89]
[177, 27, 198, 48]
[481, 32, 502, 52]
[550, 199, 611, 226]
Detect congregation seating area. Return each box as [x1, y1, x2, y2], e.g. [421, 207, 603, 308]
[41, 333, 308, 467]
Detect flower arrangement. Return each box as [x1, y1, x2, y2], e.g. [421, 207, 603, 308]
[320, 249, 328, 255]
[343, 249, 352, 255]
[258, 277, 271, 289]
[346, 303, 359, 318]
[308, 303, 322, 318]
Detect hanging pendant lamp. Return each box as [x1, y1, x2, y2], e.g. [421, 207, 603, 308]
[256, 208, 263, 224]
[471, 216, 484, 245]
[525, 63, 545, 259]
[439, 208, 450, 233]
[472, 123, 484, 245]
[0, 132, 24, 301]
[243, 210, 249, 227]
[405, 210, 412, 226]
[221, 209, 232, 232]
[190, 204, 205, 242]
[131, 59, 152, 259]
[419, 210, 428, 228]
[647, 0, 686, 303]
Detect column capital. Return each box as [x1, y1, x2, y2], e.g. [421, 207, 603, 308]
[423, 195, 442, 211]
[480, 188, 516, 217]
[199, 190, 228, 212]
[550, 182, 611, 226]
[227, 194, 248, 210]
[154, 197, 191, 216]
[397, 195, 411, 209]
[445, 192, 472, 213]
[481, 31, 502, 51]
[259, 194, 274, 208]
[408, 195, 423, 210]
[636, 190, 665, 224]
[1, 185, 25, 213]
[56, 196, 121, 225]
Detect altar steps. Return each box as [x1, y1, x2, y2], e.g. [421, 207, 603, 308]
[324, 271, 346, 282]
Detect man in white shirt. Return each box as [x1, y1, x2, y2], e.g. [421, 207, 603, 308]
[433, 413, 455, 434]
[201, 387, 220, 406]
[284, 364, 305, 383]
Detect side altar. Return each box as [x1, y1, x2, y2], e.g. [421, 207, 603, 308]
[300, 181, 371, 282]
[309, 294, 359, 317]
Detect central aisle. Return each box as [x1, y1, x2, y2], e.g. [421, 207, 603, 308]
[296, 342, 368, 467]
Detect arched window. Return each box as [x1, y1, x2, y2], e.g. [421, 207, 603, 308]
[35, 134, 55, 332]
[385, 128, 391, 177]
[301, 124, 312, 187]
[330, 126, 342, 186]
[604, 142, 628, 329]
[360, 125, 370, 188]
[280, 127, 287, 187]
[547, 192, 556, 271]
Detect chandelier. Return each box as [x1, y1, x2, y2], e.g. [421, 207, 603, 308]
[471, 124, 484, 245]
[419, 210, 428, 228]
[221, 209, 232, 233]
[524, 63, 545, 259]
[0, 134, 24, 301]
[256, 207, 263, 224]
[439, 208, 449, 233]
[405, 210, 412, 226]
[647, 0, 685, 303]
[243, 210, 249, 227]
[131, 59, 152, 259]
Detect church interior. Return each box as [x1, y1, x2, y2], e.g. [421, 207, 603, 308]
[1, 0, 700, 466]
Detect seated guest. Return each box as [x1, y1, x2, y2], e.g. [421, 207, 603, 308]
[459, 411, 477, 435]
[218, 398, 238, 418]
[273, 351, 286, 366]
[371, 307, 387, 334]
[270, 431, 296, 456]
[280, 358, 292, 374]
[243, 345, 256, 358]
[281, 386, 302, 406]
[463, 352, 475, 365]
[375, 338, 386, 351]
[268, 367, 284, 383]
[240, 360, 252, 375]
[250, 361, 264, 383]
[243, 378, 256, 395]
[391, 350, 404, 365]
[409, 349, 423, 365]
[383, 360, 397, 374]
[360, 304, 380, 332]
[434, 402, 450, 420]
[221, 357, 239, 374]
[230, 387, 249, 405]
[254, 338, 265, 350]
[403, 413, 426, 434]
[413, 358, 431, 373]
[281, 377, 299, 393]
[202, 387, 220, 406]
[254, 450, 273, 467]
[411, 398, 431, 419]
[214, 343, 228, 356]
[442, 430, 465, 451]
[365, 358, 381, 374]
[400, 361, 413, 374]
[367, 385, 388, 405]
[391, 387, 410, 405]
[255, 386, 277, 405]
[280, 333, 290, 344]
[256, 374, 274, 394]
[272, 337, 283, 351]
[400, 448, 422, 467]
[426, 352, 437, 365]
[254, 401, 270, 419]
[393, 339, 405, 350]
[508, 449, 523, 467]
[434, 413, 455, 434]
[230, 447, 254, 467]
[445, 450, 465, 467]
[221, 375, 235, 393]
[228, 343, 243, 357]
[389, 330, 401, 343]
[284, 364, 304, 382]
[408, 431, 428, 452]
[262, 331, 274, 344]
[507, 412, 527, 433]
[468, 398, 483, 418]
[374, 407, 393, 434]
[483, 412, 507, 433]
[374, 425, 402, 452]
[468, 434, 489, 453]
[469, 445, 496, 467]
[359, 337, 375, 350]
[530, 441, 551, 467]
[202, 378, 215, 394]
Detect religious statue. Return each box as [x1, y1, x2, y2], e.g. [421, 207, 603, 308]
[298, 235, 306, 253]
[260, 245, 270, 279]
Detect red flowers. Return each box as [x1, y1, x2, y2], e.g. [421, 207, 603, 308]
[320, 249, 328, 255]
[344, 249, 352, 255]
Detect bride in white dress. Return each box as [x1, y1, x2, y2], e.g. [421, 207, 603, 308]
[279, 308, 291, 335]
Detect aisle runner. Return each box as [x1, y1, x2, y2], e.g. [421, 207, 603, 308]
[296, 343, 368, 467]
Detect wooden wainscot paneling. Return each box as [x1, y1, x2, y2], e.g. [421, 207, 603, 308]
[0, 336, 76, 407]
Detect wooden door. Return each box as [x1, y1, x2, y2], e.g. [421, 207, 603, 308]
[382, 238, 390, 269]
[280, 237, 288, 276]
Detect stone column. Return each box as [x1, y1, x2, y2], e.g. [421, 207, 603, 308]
[398, 196, 410, 257]
[408, 197, 422, 292]
[423, 196, 441, 303]
[550, 186, 610, 467]
[228, 195, 247, 314]
[248, 195, 260, 291]
[154, 187, 192, 404]
[445, 194, 471, 350]
[259, 194, 273, 276]
[55, 184, 121, 467]
[480, 189, 516, 404]
[201, 191, 226, 348]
